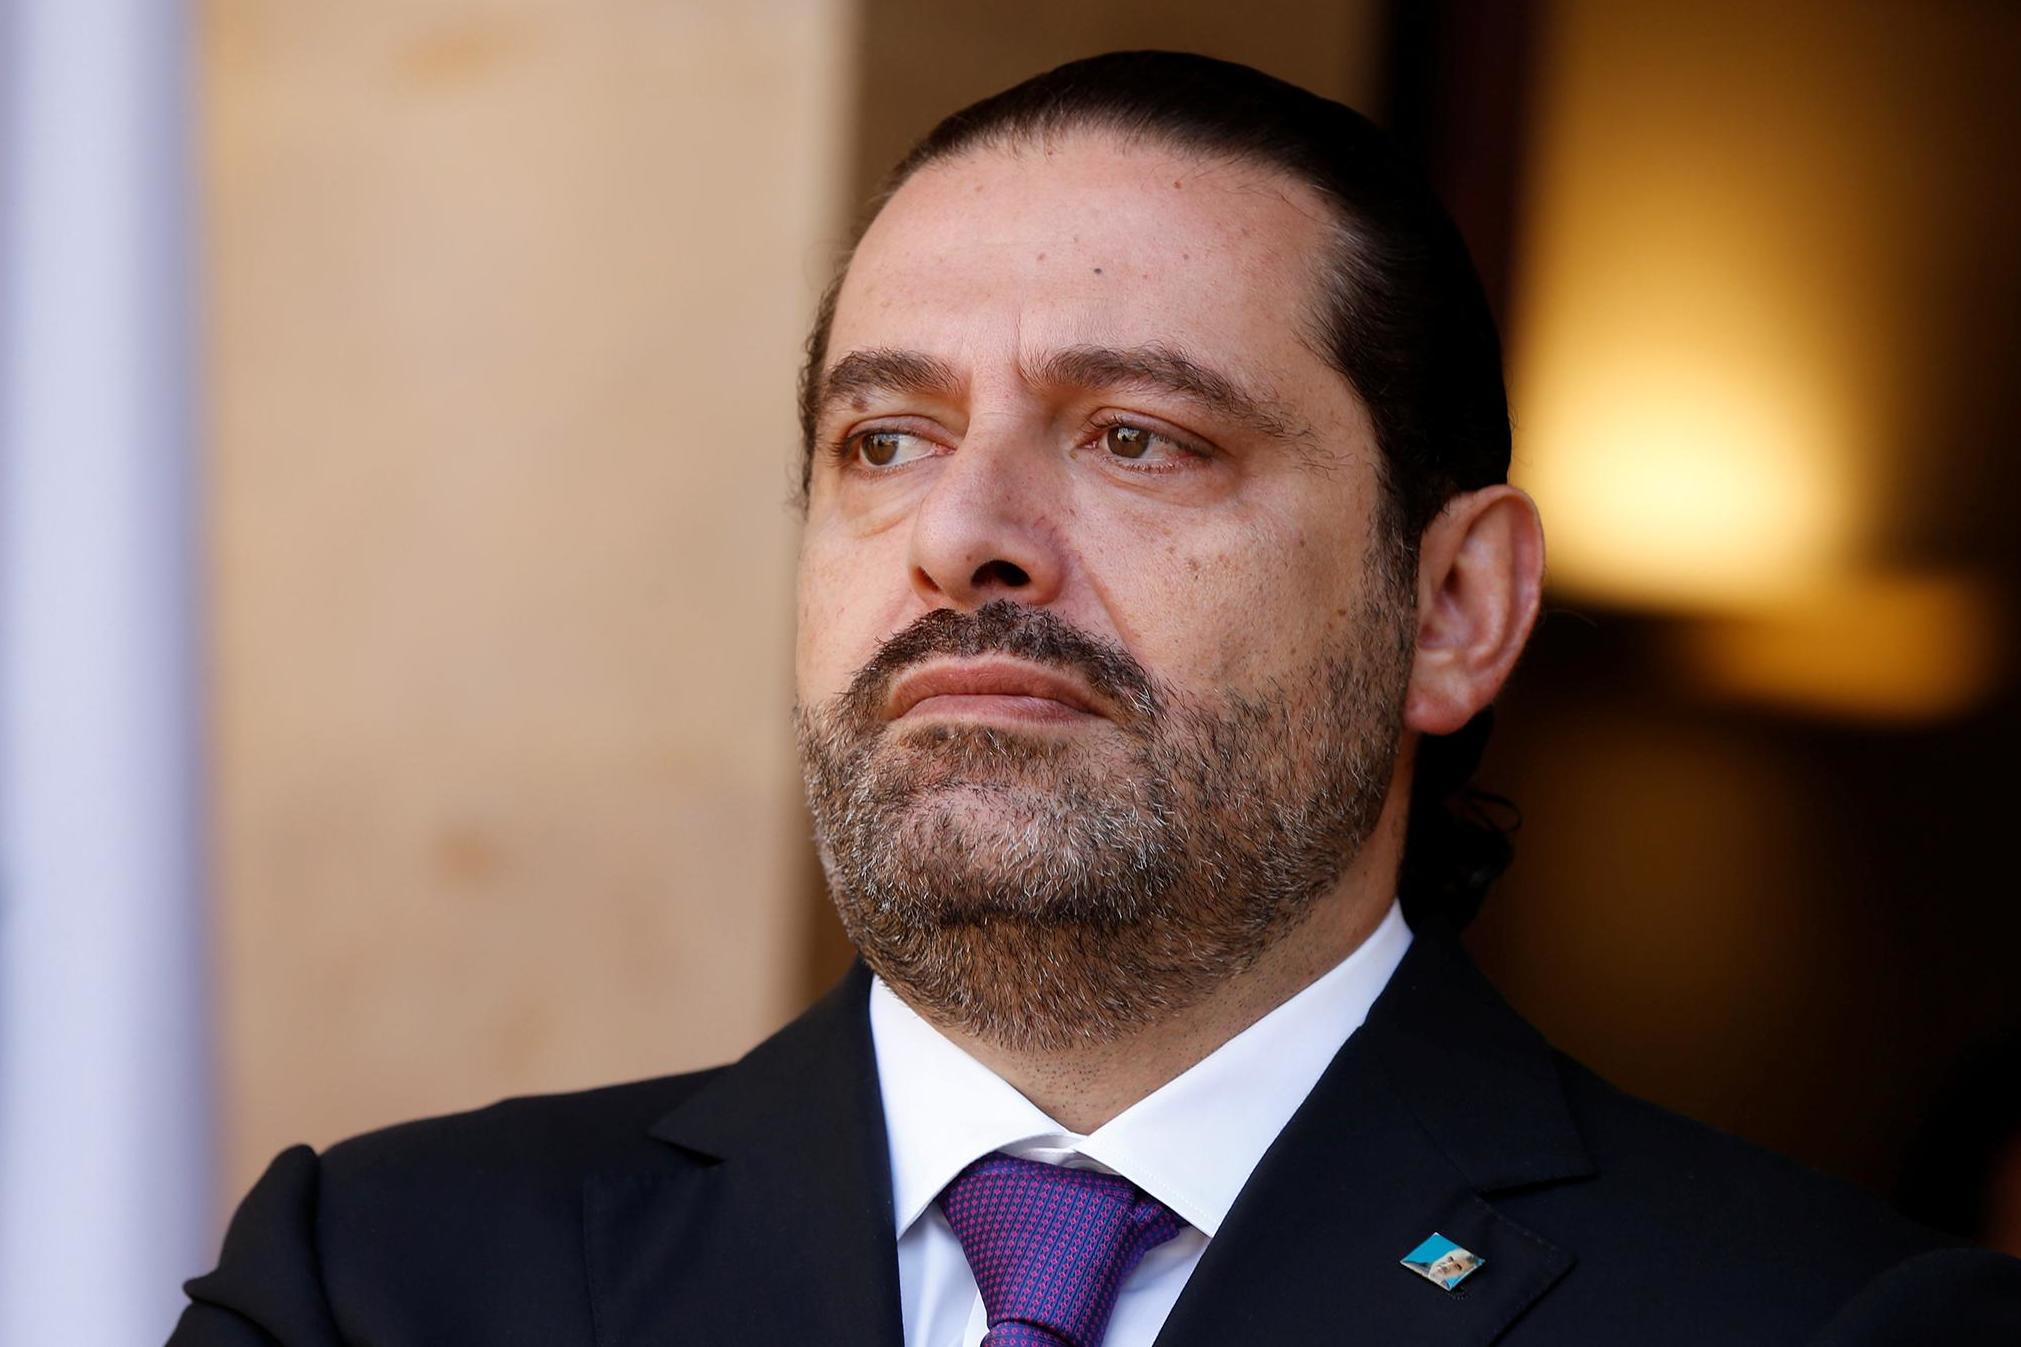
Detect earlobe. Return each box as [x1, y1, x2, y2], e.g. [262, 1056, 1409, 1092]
[1403, 486, 1545, 736]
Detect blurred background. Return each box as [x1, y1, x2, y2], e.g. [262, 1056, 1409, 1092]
[2, 1, 2017, 1340]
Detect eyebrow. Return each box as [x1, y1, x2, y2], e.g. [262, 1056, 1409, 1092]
[817, 348, 963, 419]
[813, 342, 1320, 453]
[1025, 343, 1316, 448]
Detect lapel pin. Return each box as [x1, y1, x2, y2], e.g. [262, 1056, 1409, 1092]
[1401, 1232, 1485, 1291]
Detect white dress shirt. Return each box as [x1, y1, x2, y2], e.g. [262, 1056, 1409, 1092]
[868, 900, 1413, 1347]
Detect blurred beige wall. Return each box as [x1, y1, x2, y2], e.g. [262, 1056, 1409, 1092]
[202, 0, 853, 1200]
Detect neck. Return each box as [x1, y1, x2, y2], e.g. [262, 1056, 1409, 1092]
[930, 865, 1398, 1135]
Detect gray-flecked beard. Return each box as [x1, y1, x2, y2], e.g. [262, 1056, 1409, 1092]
[795, 587, 1413, 1052]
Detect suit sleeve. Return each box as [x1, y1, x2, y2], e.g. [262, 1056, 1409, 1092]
[166, 1145, 348, 1347]
[1807, 1247, 2021, 1346]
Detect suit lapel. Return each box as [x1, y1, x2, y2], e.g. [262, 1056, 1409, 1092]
[579, 925, 1592, 1347]
[582, 963, 904, 1347]
[1152, 924, 1594, 1347]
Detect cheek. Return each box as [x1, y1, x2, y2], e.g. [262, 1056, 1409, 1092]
[1081, 504, 1353, 694]
[795, 526, 909, 702]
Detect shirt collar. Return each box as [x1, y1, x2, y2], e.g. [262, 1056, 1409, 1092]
[869, 900, 1413, 1239]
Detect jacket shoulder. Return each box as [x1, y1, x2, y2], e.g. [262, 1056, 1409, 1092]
[1514, 1050, 1986, 1340]
[320, 1066, 726, 1190]
[314, 1070, 725, 1341]
[1554, 1051, 1946, 1258]
[174, 1070, 729, 1346]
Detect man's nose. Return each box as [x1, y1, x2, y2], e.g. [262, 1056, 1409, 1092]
[907, 432, 1068, 611]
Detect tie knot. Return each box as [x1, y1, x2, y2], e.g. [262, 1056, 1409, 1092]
[939, 1152, 1187, 1347]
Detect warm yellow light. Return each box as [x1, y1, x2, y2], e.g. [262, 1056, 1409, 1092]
[1518, 355, 1856, 613]
[1674, 571, 2004, 724]
[1504, 3, 1906, 616]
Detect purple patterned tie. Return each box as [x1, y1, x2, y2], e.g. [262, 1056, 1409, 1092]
[939, 1152, 1188, 1347]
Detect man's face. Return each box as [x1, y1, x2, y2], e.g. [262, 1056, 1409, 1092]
[794, 133, 1413, 1046]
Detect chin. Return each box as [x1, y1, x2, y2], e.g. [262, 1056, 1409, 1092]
[890, 786, 1076, 850]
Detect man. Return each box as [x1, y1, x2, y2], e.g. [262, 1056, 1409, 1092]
[171, 52, 2021, 1345]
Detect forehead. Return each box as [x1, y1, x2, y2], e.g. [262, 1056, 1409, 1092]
[830, 133, 1345, 392]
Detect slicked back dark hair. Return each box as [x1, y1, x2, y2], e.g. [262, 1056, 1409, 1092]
[797, 51, 1517, 928]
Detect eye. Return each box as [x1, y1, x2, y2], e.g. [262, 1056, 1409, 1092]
[850, 429, 936, 469]
[1099, 421, 1196, 464]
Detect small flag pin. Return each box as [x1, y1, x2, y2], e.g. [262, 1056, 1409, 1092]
[1401, 1232, 1485, 1291]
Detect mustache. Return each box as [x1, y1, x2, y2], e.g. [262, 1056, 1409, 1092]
[839, 600, 1160, 726]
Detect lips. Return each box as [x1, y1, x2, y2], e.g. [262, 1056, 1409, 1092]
[886, 658, 1105, 721]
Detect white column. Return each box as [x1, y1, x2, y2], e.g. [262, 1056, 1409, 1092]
[0, 2, 211, 1344]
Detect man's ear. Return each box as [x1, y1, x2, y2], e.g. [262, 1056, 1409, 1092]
[1404, 485, 1546, 735]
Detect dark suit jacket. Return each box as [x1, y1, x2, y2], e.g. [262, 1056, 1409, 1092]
[170, 924, 2021, 1345]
